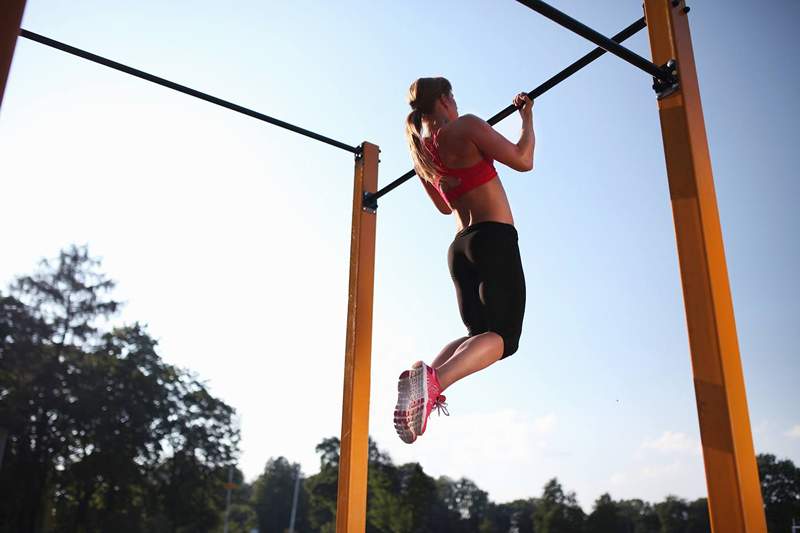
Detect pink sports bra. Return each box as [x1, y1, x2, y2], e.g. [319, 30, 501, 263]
[423, 130, 498, 204]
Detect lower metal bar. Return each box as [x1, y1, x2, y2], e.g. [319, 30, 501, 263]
[19, 29, 360, 154]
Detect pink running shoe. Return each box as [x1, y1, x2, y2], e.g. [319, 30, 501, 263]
[394, 370, 416, 443]
[408, 361, 448, 437]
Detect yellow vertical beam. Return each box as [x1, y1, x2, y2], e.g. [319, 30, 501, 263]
[336, 142, 379, 533]
[643, 2, 766, 532]
[0, 0, 26, 108]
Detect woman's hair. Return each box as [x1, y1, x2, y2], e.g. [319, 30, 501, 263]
[405, 77, 452, 184]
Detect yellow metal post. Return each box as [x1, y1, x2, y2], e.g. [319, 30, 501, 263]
[336, 142, 379, 533]
[0, 0, 26, 108]
[643, 2, 766, 531]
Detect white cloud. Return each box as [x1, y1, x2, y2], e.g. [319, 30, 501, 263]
[533, 413, 558, 434]
[372, 408, 562, 503]
[607, 431, 707, 503]
[786, 425, 800, 439]
[642, 431, 701, 456]
[609, 471, 628, 486]
[640, 462, 683, 479]
[381, 408, 558, 468]
[609, 455, 703, 503]
[610, 461, 693, 487]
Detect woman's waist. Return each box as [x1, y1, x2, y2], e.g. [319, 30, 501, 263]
[452, 181, 513, 228]
[454, 219, 517, 240]
[454, 210, 515, 235]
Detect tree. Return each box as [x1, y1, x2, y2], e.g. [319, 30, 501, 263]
[0, 293, 57, 531]
[307, 436, 457, 533]
[587, 493, 628, 533]
[616, 499, 659, 533]
[225, 503, 258, 533]
[53, 325, 172, 532]
[532, 478, 586, 533]
[0, 245, 120, 532]
[367, 438, 410, 533]
[504, 498, 538, 533]
[252, 457, 307, 533]
[10, 244, 118, 351]
[0, 246, 240, 532]
[220, 469, 257, 533]
[395, 462, 443, 532]
[685, 498, 710, 533]
[654, 496, 689, 533]
[758, 453, 800, 533]
[437, 476, 490, 532]
[305, 437, 340, 532]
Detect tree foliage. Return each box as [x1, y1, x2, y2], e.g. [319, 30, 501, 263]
[532, 479, 585, 533]
[759, 453, 800, 532]
[0, 246, 239, 532]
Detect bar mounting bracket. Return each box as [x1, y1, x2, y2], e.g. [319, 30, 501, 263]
[362, 192, 377, 214]
[653, 59, 680, 99]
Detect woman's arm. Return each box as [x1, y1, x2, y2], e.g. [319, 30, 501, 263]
[420, 176, 453, 215]
[460, 95, 535, 172]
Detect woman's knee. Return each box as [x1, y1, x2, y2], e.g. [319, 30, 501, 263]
[499, 331, 521, 359]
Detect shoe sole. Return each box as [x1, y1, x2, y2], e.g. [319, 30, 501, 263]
[409, 361, 429, 436]
[393, 370, 416, 443]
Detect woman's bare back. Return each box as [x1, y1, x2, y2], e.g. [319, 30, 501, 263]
[434, 116, 515, 231]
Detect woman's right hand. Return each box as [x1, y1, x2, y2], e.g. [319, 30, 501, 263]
[513, 92, 533, 121]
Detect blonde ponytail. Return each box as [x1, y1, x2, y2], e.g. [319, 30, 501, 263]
[405, 77, 452, 184]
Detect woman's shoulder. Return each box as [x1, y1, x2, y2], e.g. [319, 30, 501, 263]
[451, 114, 492, 138]
[439, 114, 486, 141]
[453, 114, 486, 128]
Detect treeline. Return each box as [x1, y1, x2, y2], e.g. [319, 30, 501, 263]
[232, 441, 800, 533]
[247, 438, 700, 533]
[1, 247, 799, 532]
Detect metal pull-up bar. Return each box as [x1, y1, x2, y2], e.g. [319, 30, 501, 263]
[18, 29, 360, 154]
[515, 0, 676, 87]
[363, 16, 648, 211]
[488, 17, 646, 127]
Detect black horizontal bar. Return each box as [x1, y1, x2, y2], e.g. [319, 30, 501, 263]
[487, 17, 646, 125]
[366, 169, 415, 206]
[515, 0, 674, 84]
[366, 16, 647, 206]
[18, 29, 360, 154]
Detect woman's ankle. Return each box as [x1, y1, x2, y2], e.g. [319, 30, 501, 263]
[434, 366, 450, 392]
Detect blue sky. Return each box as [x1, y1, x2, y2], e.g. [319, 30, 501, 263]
[2, 0, 798, 510]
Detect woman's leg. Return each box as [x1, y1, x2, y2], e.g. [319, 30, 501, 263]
[434, 332, 503, 391]
[435, 222, 524, 392]
[430, 336, 469, 369]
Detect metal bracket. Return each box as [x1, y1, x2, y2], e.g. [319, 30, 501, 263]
[362, 192, 378, 214]
[355, 144, 377, 213]
[653, 59, 679, 99]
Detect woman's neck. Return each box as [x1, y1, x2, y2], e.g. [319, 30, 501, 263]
[423, 112, 451, 136]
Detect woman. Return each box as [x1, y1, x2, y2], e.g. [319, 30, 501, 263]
[394, 77, 535, 444]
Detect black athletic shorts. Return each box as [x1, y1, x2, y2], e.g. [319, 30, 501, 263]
[447, 221, 526, 358]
